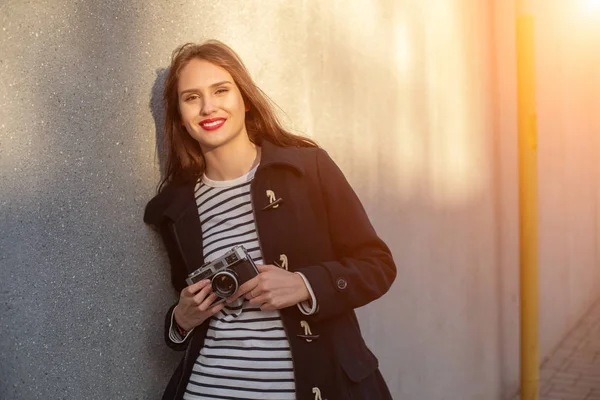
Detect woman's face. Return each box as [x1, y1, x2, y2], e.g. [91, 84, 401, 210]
[177, 58, 248, 153]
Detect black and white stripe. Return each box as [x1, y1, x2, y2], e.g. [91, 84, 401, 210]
[183, 166, 296, 400]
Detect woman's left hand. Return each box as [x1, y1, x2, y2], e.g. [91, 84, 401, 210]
[226, 264, 310, 310]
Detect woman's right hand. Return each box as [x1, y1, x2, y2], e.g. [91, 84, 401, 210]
[173, 279, 225, 331]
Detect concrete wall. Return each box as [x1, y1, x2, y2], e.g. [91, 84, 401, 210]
[533, 0, 600, 365]
[1, 1, 599, 399]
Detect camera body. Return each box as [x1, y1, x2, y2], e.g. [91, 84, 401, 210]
[186, 245, 259, 304]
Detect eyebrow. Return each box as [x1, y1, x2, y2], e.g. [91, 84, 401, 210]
[179, 81, 233, 96]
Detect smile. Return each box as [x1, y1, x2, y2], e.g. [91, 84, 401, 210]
[199, 118, 226, 131]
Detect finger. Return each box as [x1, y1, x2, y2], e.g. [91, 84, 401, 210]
[256, 296, 281, 311]
[183, 279, 210, 297]
[257, 264, 278, 273]
[259, 297, 284, 310]
[227, 276, 259, 303]
[197, 292, 218, 311]
[208, 302, 226, 315]
[244, 286, 265, 301]
[260, 303, 275, 311]
[248, 293, 270, 307]
[192, 284, 213, 305]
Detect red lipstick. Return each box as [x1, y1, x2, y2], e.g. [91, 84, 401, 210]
[199, 118, 226, 131]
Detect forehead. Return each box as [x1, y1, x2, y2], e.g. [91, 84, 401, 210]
[177, 58, 234, 92]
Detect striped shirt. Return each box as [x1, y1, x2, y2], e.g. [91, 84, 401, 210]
[180, 165, 299, 400]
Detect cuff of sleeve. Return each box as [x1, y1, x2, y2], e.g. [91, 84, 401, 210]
[169, 308, 194, 343]
[295, 272, 319, 315]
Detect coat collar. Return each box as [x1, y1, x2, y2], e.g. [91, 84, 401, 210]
[144, 139, 307, 225]
[258, 139, 306, 176]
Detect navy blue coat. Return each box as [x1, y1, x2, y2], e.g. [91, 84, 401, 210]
[144, 140, 397, 400]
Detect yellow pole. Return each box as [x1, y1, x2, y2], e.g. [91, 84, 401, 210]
[516, 0, 539, 399]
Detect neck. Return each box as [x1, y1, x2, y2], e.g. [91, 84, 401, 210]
[203, 138, 260, 181]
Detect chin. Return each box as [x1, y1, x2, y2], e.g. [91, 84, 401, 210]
[200, 129, 248, 150]
[194, 134, 234, 152]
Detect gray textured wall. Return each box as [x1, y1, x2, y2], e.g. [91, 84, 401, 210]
[1, 1, 179, 398]
[2, 1, 599, 400]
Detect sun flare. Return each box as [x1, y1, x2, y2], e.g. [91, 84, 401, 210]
[582, 0, 600, 12]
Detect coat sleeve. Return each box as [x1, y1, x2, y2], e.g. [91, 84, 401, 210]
[144, 185, 191, 294]
[164, 303, 190, 351]
[158, 221, 192, 294]
[145, 189, 194, 349]
[294, 148, 397, 322]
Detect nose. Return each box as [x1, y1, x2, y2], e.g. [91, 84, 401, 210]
[200, 95, 217, 116]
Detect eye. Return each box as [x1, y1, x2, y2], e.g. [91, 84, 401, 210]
[184, 94, 199, 102]
[215, 88, 229, 95]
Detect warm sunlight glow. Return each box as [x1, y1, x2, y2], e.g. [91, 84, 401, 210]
[578, 0, 600, 21]
[570, 0, 600, 34]
[421, 2, 488, 207]
[583, 0, 600, 12]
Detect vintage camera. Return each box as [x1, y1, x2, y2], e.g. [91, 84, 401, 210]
[186, 245, 259, 304]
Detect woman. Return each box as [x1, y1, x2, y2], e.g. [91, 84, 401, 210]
[144, 40, 396, 400]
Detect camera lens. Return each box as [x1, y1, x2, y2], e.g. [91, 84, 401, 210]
[211, 270, 239, 298]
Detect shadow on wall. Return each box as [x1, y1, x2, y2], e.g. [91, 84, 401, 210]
[0, 1, 185, 398]
[150, 67, 169, 179]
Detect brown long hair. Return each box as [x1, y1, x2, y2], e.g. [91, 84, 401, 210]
[159, 40, 317, 191]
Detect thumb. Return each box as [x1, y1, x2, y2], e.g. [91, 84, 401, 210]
[257, 264, 278, 273]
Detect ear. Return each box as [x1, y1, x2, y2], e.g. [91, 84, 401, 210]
[245, 103, 250, 112]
